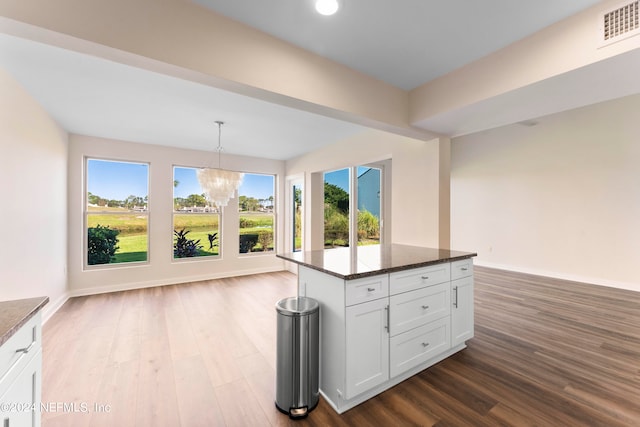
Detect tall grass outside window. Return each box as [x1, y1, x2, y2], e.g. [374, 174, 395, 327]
[324, 168, 350, 248]
[324, 165, 382, 249]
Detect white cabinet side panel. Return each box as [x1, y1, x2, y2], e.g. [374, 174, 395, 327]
[299, 266, 346, 407]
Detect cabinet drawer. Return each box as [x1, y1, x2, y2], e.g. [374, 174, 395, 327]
[389, 282, 450, 336]
[346, 274, 389, 306]
[390, 317, 450, 378]
[0, 313, 41, 385]
[390, 263, 450, 295]
[451, 258, 473, 280]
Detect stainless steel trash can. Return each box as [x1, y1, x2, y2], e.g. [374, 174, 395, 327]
[275, 296, 319, 419]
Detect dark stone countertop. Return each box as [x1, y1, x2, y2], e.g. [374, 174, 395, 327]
[0, 297, 49, 347]
[277, 244, 477, 280]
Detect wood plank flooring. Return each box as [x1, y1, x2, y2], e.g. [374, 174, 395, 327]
[41, 267, 640, 426]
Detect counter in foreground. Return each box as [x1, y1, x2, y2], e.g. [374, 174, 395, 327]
[0, 296, 48, 427]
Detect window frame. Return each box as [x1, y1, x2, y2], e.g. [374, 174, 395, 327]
[84, 157, 150, 269]
[238, 172, 277, 255]
[323, 162, 386, 250]
[287, 175, 304, 253]
[172, 165, 222, 262]
[324, 167, 351, 248]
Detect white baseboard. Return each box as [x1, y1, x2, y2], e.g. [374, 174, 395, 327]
[68, 265, 286, 298]
[41, 292, 70, 324]
[475, 260, 640, 293]
[37, 266, 289, 324]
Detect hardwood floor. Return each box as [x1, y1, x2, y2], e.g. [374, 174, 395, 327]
[41, 267, 640, 426]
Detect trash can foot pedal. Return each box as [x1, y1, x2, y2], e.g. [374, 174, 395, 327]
[289, 406, 308, 419]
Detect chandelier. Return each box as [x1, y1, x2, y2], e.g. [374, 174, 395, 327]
[197, 121, 244, 208]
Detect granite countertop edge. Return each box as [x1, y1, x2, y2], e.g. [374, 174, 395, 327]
[0, 296, 49, 347]
[277, 252, 477, 280]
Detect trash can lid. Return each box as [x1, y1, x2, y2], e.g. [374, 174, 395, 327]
[276, 296, 319, 316]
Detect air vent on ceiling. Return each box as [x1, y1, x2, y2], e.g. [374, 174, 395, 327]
[600, 0, 640, 46]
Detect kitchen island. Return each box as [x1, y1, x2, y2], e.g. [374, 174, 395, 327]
[277, 244, 476, 414]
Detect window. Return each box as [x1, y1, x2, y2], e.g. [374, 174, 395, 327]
[292, 182, 303, 252]
[86, 159, 149, 266]
[357, 166, 381, 246]
[238, 173, 275, 253]
[324, 164, 384, 249]
[173, 167, 220, 259]
[324, 168, 350, 248]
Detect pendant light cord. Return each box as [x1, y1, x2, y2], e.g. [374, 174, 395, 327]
[215, 120, 224, 169]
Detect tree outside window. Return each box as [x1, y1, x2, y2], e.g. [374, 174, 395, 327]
[86, 159, 149, 266]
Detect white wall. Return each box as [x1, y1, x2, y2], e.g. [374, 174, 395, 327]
[410, 0, 640, 128]
[286, 129, 448, 249]
[0, 68, 68, 320]
[67, 135, 286, 295]
[451, 94, 640, 291]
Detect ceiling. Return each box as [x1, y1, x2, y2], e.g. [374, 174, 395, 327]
[0, 0, 624, 160]
[194, 0, 603, 90]
[0, 32, 365, 160]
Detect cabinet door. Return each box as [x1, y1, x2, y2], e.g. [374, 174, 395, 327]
[0, 349, 42, 427]
[451, 276, 474, 346]
[345, 298, 389, 399]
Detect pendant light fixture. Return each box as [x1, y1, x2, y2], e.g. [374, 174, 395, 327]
[197, 121, 244, 208]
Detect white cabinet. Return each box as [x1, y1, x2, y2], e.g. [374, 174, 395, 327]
[451, 276, 474, 346]
[0, 350, 42, 427]
[0, 312, 43, 427]
[451, 259, 474, 347]
[345, 298, 389, 399]
[388, 265, 453, 379]
[300, 257, 474, 414]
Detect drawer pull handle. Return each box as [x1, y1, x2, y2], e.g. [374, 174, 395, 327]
[421, 342, 430, 348]
[461, 267, 468, 271]
[421, 276, 429, 280]
[421, 305, 429, 310]
[15, 341, 36, 354]
[367, 287, 375, 292]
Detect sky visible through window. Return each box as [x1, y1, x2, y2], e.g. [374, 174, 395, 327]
[325, 167, 371, 191]
[88, 161, 365, 202]
[174, 167, 273, 200]
[87, 159, 148, 200]
[87, 160, 274, 201]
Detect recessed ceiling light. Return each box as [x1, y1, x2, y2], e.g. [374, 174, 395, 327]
[315, 0, 340, 16]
